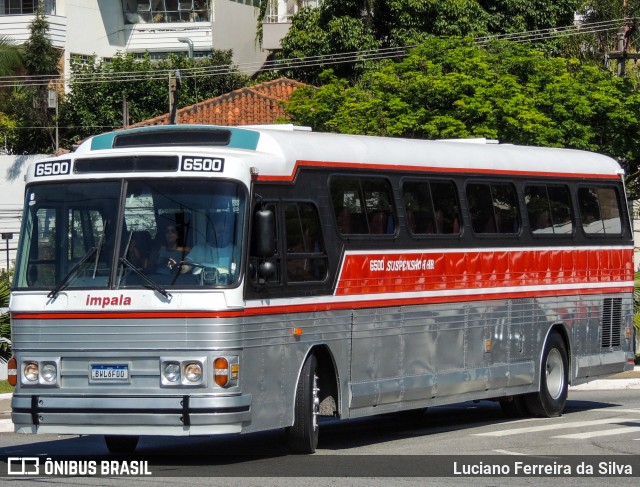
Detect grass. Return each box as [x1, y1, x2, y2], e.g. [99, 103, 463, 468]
[0, 380, 13, 394]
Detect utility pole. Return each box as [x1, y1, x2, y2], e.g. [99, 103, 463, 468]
[606, 2, 640, 76]
[122, 95, 129, 128]
[169, 70, 181, 125]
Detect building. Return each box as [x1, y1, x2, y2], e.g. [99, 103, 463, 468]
[0, 0, 270, 78]
[130, 77, 307, 126]
[262, 0, 320, 50]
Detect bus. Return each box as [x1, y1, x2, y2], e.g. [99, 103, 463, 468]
[7, 124, 636, 454]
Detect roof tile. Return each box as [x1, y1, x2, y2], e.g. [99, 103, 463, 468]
[130, 78, 308, 128]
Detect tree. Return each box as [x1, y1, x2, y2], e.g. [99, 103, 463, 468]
[284, 38, 640, 194]
[276, 0, 582, 84]
[0, 9, 61, 154]
[0, 35, 24, 76]
[59, 51, 249, 148]
[574, 0, 640, 57]
[0, 36, 24, 151]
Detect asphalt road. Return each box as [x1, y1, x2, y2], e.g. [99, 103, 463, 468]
[0, 371, 638, 486]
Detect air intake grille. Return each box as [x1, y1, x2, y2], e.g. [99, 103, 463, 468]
[601, 298, 622, 348]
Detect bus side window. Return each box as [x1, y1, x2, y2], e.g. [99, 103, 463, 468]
[578, 186, 622, 235]
[330, 176, 395, 235]
[467, 182, 520, 235]
[525, 184, 573, 235]
[284, 202, 328, 283]
[403, 179, 460, 235]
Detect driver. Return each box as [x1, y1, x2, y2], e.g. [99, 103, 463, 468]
[180, 211, 234, 276]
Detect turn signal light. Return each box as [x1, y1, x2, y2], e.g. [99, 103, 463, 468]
[7, 357, 17, 387]
[214, 357, 229, 387]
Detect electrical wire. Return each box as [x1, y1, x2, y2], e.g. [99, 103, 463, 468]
[0, 18, 628, 90]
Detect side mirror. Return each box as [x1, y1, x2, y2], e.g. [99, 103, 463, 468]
[254, 209, 275, 258]
[257, 261, 276, 280]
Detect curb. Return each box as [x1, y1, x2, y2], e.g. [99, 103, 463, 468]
[0, 419, 11, 433]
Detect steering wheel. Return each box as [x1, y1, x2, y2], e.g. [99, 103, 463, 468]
[171, 261, 220, 284]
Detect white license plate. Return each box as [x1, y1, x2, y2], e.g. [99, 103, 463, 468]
[91, 364, 128, 381]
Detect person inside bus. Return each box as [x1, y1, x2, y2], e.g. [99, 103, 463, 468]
[154, 223, 190, 274]
[128, 230, 152, 271]
[180, 211, 235, 278]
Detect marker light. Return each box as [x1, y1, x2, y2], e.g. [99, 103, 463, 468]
[214, 357, 229, 387]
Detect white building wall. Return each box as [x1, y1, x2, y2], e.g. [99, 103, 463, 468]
[211, 1, 265, 72]
[0, 1, 267, 76]
[0, 155, 46, 273]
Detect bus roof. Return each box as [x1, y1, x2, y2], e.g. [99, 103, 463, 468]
[76, 124, 623, 179]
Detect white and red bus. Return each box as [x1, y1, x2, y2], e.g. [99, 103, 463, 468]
[8, 124, 636, 454]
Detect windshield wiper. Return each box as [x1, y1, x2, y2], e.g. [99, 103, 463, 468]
[47, 247, 98, 300]
[118, 257, 172, 299]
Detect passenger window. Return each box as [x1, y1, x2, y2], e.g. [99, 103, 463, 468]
[284, 202, 328, 283]
[402, 180, 460, 235]
[578, 187, 622, 235]
[525, 184, 573, 235]
[330, 177, 395, 235]
[467, 182, 520, 234]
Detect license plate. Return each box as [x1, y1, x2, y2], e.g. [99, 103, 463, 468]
[91, 364, 128, 381]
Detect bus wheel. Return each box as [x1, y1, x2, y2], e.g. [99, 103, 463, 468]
[287, 354, 320, 454]
[104, 435, 139, 454]
[526, 331, 568, 417]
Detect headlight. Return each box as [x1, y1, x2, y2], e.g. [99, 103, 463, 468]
[184, 362, 202, 382]
[23, 362, 39, 382]
[40, 362, 57, 383]
[163, 362, 181, 382]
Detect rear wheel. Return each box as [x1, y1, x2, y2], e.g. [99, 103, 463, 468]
[526, 331, 568, 417]
[287, 354, 320, 454]
[104, 435, 139, 454]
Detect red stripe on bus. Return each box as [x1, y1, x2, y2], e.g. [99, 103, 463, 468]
[10, 284, 633, 321]
[335, 248, 633, 296]
[257, 160, 623, 182]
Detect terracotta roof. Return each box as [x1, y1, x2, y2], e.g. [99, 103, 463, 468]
[130, 78, 308, 128]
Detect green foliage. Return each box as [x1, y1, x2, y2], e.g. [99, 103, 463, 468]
[0, 35, 24, 76]
[278, 0, 583, 84]
[285, 38, 640, 189]
[0, 9, 61, 154]
[0, 271, 10, 360]
[59, 51, 249, 148]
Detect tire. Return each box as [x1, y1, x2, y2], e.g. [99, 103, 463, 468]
[287, 354, 320, 454]
[500, 395, 530, 418]
[526, 331, 568, 417]
[104, 435, 139, 454]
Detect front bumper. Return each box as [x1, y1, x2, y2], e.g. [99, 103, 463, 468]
[11, 393, 252, 436]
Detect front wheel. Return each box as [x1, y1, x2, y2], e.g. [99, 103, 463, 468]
[287, 354, 320, 454]
[526, 331, 568, 417]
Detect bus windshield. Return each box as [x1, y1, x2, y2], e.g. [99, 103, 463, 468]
[14, 179, 246, 290]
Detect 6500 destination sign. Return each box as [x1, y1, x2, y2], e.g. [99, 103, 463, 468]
[181, 156, 224, 172]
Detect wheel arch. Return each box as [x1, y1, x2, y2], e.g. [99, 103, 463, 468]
[543, 322, 572, 382]
[296, 344, 341, 419]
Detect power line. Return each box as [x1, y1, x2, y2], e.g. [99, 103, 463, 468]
[0, 18, 627, 90]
